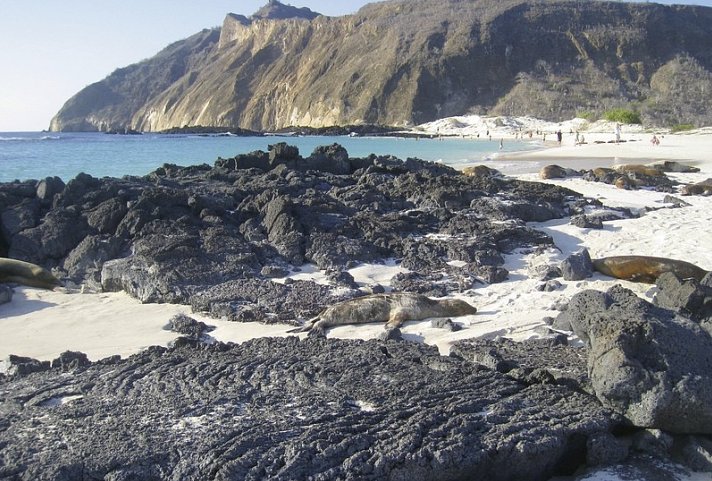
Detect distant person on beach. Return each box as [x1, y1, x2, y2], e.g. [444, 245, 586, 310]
[575, 131, 580, 145]
[499, 138, 503, 150]
[615, 123, 621, 144]
[651, 134, 660, 146]
[556, 130, 562, 144]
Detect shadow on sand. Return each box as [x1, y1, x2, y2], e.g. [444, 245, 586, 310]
[2, 288, 57, 317]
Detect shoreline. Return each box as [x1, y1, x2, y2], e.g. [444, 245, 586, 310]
[3, 123, 712, 479]
[2, 130, 711, 362]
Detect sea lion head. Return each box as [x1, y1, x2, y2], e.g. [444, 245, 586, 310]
[0, 258, 62, 289]
[32, 268, 62, 289]
[438, 298, 478, 316]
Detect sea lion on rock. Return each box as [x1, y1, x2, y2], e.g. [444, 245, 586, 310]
[288, 292, 477, 336]
[0, 258, 61, 289]
[462, 165, 500, 178]
[539, 165, 569, 180]
[592, 256, 708, 284]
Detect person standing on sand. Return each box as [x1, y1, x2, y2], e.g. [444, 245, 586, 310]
[556, 130, 562, 145]
[575, 131, 580, 145]
[615, 123, 621, 144]
[499, 138, 503, 150]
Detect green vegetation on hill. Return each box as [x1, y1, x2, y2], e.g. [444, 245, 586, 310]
[603, 109, 642, 125]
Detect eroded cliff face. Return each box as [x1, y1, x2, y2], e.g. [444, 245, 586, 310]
[49, 0, 712, 132]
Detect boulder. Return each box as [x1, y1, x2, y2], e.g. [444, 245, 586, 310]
[9, 208, 90, 263]
[537, 280, 563, 292]
[3, 355, 51, 378]
[0, 284, 13, 305]
[262, 196, 306, 264]
[35, 176, 65, 206]
[560, 248, 593, 281]
[189, 278, 341, 322]
[662, 195, 691, 207]
[260, 265, 289, 278]
[653, 271, 712, 322]
[570, 215, 603, 229]
[51, 351, 91, 371]
[62, 235, 125, 285]
[164, 314, 213, 340]
[566, 285, 712, 433]
[268, 142, 300, 167]
[305, 143, 351, 174]
[431, 318, 462, 331]
[1, 198, 40, 238]
[85, 197, 128, 234]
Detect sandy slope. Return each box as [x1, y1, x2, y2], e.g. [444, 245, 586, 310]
[2, 119, 711, 366]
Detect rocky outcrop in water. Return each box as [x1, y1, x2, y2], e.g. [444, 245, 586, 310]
[0, 143, 576, 322]
[49, 0, 712, 132]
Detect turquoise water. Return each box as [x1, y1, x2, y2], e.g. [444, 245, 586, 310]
[0, 132, 538, 182]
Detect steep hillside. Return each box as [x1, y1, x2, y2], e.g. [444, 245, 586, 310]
[50, 0, 712, 132]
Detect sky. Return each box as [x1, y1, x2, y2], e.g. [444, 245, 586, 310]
[1, 0, 711, 132]
[0, 1, 372, 132]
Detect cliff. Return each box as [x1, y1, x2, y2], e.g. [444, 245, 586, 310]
[50, 0, 712, 132]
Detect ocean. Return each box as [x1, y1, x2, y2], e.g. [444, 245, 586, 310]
[0, 131, 539, 183]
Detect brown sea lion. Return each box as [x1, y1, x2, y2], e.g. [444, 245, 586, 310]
[288, 292, 477, 336]
[0, 258, 61, 289]
[592, 256, 708, 284]
[614, 164, 666, 177]
[648, 161, 700, 173]
[682, 178, 712, 196]
[462, 165, 500, 178]
[539, 164, 568, 180]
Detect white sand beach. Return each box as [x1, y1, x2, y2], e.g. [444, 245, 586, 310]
[2, 118, 712, 367]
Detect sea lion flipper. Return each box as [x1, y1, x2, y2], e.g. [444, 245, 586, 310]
[307, 323, 327, 338]
[286, 317, 318, 334]
[286, 326, 308, 334]
[385, 310, 408, 330]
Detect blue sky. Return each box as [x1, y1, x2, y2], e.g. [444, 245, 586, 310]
[1, 0, 710, 131]
[0, 1, 371, 131]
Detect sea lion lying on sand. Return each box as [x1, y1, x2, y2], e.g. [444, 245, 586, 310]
[288, 292, 477, 337]
[593, 256, 708, 284]
[0, 258, 61, 289]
